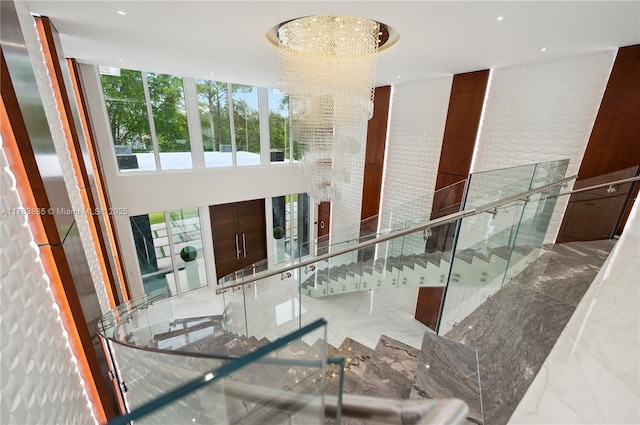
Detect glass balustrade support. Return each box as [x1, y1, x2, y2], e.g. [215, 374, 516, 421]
[217, 175, 577, 294]
[107, 318, 328, 425]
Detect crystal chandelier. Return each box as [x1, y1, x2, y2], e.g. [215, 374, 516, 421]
[277, 15, 382, 202]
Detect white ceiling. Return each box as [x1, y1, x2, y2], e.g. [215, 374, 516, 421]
[23, 1, 640, 88]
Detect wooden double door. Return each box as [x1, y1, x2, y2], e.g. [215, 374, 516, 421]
[209, 199, 267, 281]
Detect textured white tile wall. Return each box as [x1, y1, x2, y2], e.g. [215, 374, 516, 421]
[16, 3, 111, 313]
[377, 78, 453, 309]
[0, 149, 96, 425]
[379, 78, 453, 230]
[472, 51, 616, 243]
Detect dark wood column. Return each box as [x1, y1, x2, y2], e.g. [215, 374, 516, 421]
[35, 16, 121, 308]
[558, 44, 640, 240]
[415, 70, 490, 331]
[360, 86, 391, 234]
[67, 58, 130, 302]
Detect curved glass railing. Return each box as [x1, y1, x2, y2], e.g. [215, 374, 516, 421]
[106, 319, 331, 425]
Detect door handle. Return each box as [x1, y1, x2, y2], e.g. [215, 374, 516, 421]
[242, 233, 247, 258]
[235, 234, 241, 259]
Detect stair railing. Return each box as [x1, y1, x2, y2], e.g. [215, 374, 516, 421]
[216, 175, 578, 295]
[218, 172, 640, 296]
[216, 378, 468, 425]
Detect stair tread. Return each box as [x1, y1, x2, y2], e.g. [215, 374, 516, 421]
[410, 333, 483, 425]
[334, 338, 377, 394]
[354, 335, 420, 399]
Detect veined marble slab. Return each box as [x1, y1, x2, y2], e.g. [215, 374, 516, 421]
[509, 209, 639, 424]
[356, 335, 420, 398]
[511, 249, 605, 306]
[446, 282, 576, 425]
[411, 333, 483, 425]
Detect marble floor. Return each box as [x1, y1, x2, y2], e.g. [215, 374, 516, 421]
[168, 278, 430, 350]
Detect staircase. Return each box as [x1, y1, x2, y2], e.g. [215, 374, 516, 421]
[161, 239, 614, 425]
[300, 243, 536, 299]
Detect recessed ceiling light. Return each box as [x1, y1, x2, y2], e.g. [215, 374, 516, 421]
[118, 58, 124, 62]
[117, 10, 126, 15]
[496, 16, 504, 21]
[397, 75, 402, 79]
[540, 47, 547, 52]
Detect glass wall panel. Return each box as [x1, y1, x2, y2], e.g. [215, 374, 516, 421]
[100, 69, 155, 172]
[268, 88, 291, 163]
[272, 193, 310, 264]
[130, 213, 172, 296]
[147, 73, 192, 169]
[168, 208, 207, 294]
[196, 79, 233, 168]
[232, 85, 261, 165]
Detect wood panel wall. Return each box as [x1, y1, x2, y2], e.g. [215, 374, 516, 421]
[415, 70, 489, 331]
[67, 58, 130, 302]
[360, 85, 391, 234]
[435, 70, 490, 190]
[35, 16, 121, 308]
[560, 44, 640, 239]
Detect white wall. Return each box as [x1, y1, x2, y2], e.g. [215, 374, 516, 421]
[379, 78, 453, 229]
[472, 51, 616, 242]
[0, 149, 96, 425]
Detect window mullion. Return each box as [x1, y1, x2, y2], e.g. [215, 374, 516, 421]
[164, 211, 181, 295]
[258, 87, 270, 165]
[184, 77, 205, 170]
[228, 82, 237, 167]
[141, 72, 162, 171]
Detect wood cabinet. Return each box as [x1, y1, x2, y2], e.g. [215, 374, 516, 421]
[209, 199, 267, 282]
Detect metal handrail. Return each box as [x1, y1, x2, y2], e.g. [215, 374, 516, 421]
[219, 378, 469, 425]
[216, 175, 577, 294]
[558, 175, 640, 196]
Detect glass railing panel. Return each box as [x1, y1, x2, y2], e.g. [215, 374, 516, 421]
[108, 340, 228, 415]
[530, 159, 570, 189]
[108, 320, 328, 425]
[438, 200, 527, 335]
[464, 163, 536, 208]
[393, 220, 462, 332]
[220, 281, 249, 338]
[238, 268, 304, 342]
[502, 183, 565, 286]
[430, 179, 467, 219]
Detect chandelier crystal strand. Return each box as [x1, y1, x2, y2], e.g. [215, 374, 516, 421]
[278, 15, 380, 202]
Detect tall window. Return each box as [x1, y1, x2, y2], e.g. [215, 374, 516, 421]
[101, 68, 289, 172]
[268, 88, 292, 163]
[147, 73, 192, 170]
[196, 79, 232, 168]
[101, 69, 155, 171]
[232, 84, 261, 166]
